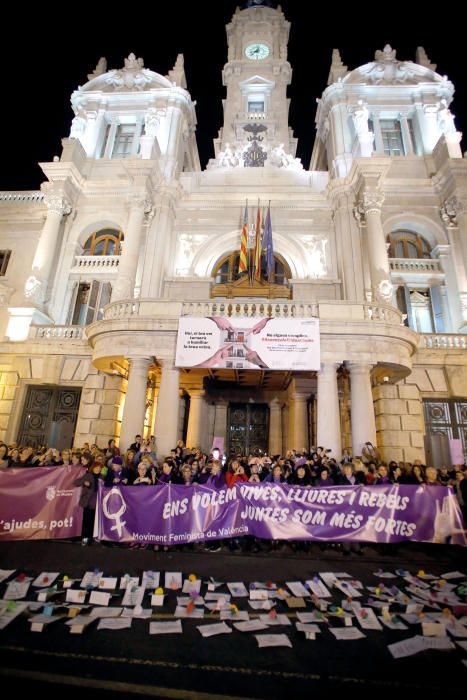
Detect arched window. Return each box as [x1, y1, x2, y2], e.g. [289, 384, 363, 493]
[83, 228, 124, 256]
[387, 231, 431, 259]
[211, 251, 291, 299]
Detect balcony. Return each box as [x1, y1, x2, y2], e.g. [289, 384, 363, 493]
[102, 298, 403, 325]
[70, 255, 120, 273]
[389, 258, 443, 273]
[28, 325, 84, 340]
[0, 191, 44, 204]
[420, 333, 466, 350]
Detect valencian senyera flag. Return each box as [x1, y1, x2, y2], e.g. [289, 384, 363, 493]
[262, 203, 274, 281]
[238, 203, 248, 274]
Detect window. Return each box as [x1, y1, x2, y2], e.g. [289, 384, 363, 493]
[69, 281, 112, 326]
[380, 119, 404, 155]
[212, 252, 291, 286]
[0, 250, 11, 276]
[248, 100, 264, 113]
[83, 229, 124, 256]
[112, 124, 136, 158]
[396, 285, 444, 333]
[388, 231, 431, 259]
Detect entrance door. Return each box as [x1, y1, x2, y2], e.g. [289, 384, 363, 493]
[18, 386, 82, 449]
[423, 399, 467, 466]
[228, 403, 269, 456]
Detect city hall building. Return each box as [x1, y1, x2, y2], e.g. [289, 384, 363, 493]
[0, 2, 466, 465]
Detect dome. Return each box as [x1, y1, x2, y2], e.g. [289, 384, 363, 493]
[79, 54, 173, 93]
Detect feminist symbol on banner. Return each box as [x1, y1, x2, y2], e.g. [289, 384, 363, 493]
[102, 487, 127, 536]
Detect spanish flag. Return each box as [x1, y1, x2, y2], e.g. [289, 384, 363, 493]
[238, 203, 248, 274]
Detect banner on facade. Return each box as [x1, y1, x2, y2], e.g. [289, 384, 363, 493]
[96, 482, 466, 546]
[0, 465, 85, 540]
[175, 316, 320, 370]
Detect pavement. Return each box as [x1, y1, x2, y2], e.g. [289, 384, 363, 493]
[0, 539, 466, 699]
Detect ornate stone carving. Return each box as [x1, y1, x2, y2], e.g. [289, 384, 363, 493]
[268, 143, 303, 170]
[44, 194, 72, 217]
[360, 191, 385, 214]
[218, 143, 240, 168]
[127, 194, 153, 213]
[105, 54, 152, 91]
[176, 234, 208, 275]
[444, 194, 467, 218]
[87, 57, 107, 81]
[437, 99, 457, 134]
[301, 236, 327, 278]
[350, 100, 369, 135]
[242, 124, 267, 168]
[0, 282, 14, 306]
[440, 197, 458, 227]
[24, 275, 44, 303]
[374, 279, 393, 304]
[70, 106, 87, 138]
[144, 108, 166, 137]
[358, 44, 417, 84]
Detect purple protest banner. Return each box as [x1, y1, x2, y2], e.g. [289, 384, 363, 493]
[96, 482, 466, 546]
[0, 465, 85, 540]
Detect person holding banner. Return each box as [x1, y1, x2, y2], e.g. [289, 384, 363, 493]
[73, 451, 103, 546]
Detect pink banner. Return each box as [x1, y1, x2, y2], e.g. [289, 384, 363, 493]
[0, 465, 85, 540]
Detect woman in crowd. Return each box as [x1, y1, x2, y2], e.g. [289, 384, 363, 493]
[73, 451, 105, 545]
[288, 464, 312, 486]
[315, 467, 334, 487]
[225, 459, 248, 488]
[0, 444, 10, 468]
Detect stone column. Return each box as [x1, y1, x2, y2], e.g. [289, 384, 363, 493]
[186, 390, 206, 450]
[440, 197, 467, 330]
[290, 393, 309, 452]
[154, 361, 180, 458]
[268, 398, 282, 457]
[111, 195, 150, 302]
[140, 190, 177, 298]
[349, 362, 377, 457]
[360, 190, 393, 304]
[213, 400, 228, 451]
[164, 103, 184, 180]
[331, 190, 364, 301]
[119, 356, 152, 451]
[317, 362, 342, 457]
[26, 191, 71, 307]
[399, 115, 414, 155]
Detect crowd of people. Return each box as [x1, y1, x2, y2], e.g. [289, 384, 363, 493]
[1, 434, 466, 549]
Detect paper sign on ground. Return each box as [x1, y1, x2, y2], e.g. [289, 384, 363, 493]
[32, 572, 59, 587]
[197, 622, 232, 637]
[150, 620, 183, 634]
[255, 634, 292, 648]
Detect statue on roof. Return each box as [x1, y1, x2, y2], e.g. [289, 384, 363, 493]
[437, 99, 456, 134]
[87, 57, 107, 81]
[375, 44, 396, 62]
[124, 53, 144, 71]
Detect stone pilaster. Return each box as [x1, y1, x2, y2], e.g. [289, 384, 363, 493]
[317, 362, 342, 458]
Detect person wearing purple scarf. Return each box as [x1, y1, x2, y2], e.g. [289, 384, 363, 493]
[205, 460, 226, 488]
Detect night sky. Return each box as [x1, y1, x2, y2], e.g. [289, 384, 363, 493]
[2, 0, 465, 191]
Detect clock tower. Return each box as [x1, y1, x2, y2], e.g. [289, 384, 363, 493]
[213, 1, 298, 167]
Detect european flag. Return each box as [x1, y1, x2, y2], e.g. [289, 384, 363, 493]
[262, 204, 274, 281]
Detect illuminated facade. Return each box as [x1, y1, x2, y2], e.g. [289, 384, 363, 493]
[0, 3, 466, 465]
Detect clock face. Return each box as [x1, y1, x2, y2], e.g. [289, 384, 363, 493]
[245, 43, 270, 60]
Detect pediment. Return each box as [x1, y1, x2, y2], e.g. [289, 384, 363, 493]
[239, 75, 275, 90]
